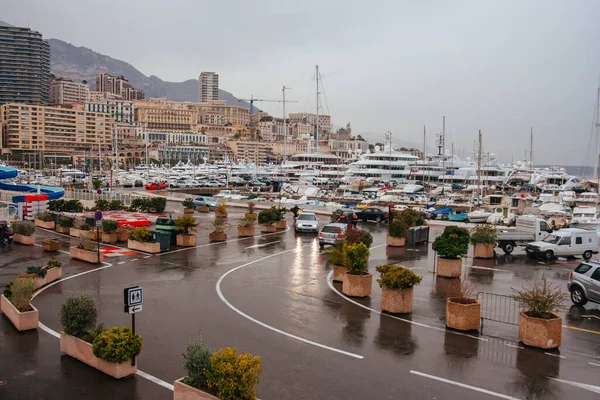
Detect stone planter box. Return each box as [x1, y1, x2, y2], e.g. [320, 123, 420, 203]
[215, 211, 228, 218]
[209, 232, 227, 242]
[446, 297, 481, 331]
[42, 239, 60, 252]
[56, 225, 71, 234]
[35, 219, 55, 229]
[197, 206, 210, 213]
[1, 294, 38, 331]
[33, 267, 62, 290]
[60, 332, 136, 379]
[117, 230, 131, 242]
[381, 287, 414, 314]
[275, 220, 286, 229]
[436, 257, 462, 278]
[128, 239, 160, 253]
[386, 236, 405, 247]
[238, 226, 255, 237]
[342, 273, 372, 297]
[183, 208, 195, 214]
[261, 224, 276, 233]
[70, 228, 89, 238]
[333, 266, 347, 283]
[70, 247, 104, 263]
[176, 234, 197, 247]
[519, 311, 562, 349]
[14, 233, 35, 246]
[174, 378, 219, 400]
[473, 243, 495, 259]
[101, 232, 118, 244]
[88, 230, 100, 241]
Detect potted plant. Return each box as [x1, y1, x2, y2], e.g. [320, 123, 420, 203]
[238, 214, 256, 237]
[101, 220, 119, 244]
[209, 217, 227, 242]
[432, 226, 470, 278]
[215, 201, 228, 218]
[386, 219, 408, 247]
[470, 224, 497, 259]
[182, 198, 196, 214]
[35, 211, 55, 229]
[258, 208, 277, 233]
[344, 227, 373, 247]
[70, 219, 90, 239]
[446, 279, 481, 331]
[56, 217, 74, 234]
[197, 204, 210, 213]
[71, 235, 104, 263]
[0, 278, 38, 331]
[174, 335, 262, 400]
[42, 238, 60, 252]
[274, 207, 287, 229]
[512, 280, 565, 349]
[342, 243, 372, 297]
[325, 240, 349, 283]
[117, 225, 134, 242]
[175, 215, 199, 247]
[246, 201, 257, 219]
[12, 220, 36, 245]
[376, 264, 422, 314]
[128, 227, 160, 253]
[59, 293, 142, 379]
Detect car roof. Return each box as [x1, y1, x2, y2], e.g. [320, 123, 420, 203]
[301, 212, 316, 216]
[324, 223, 347, 228]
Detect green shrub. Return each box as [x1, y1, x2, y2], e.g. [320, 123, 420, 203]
[512, 280, 565, 319]
[182, 198, 195, 209]
[12, 221, 35, 236]
[59, 217, 74, 228]
[92, 326, 142, 363]
[388, 219, 408, 238]
[82, 323, 105, 344]
[129, 197, 166, 213]
[47, 258, 62, 269]
[26, 265, 47, 278]
[346, 243, 370, 275]
[48, 199, 66, 212]
[108, 200, 124, 211]
[175, 215, 198, 235]
[94, 199, 109, 211]
[211, 217, 227, 234]
[432, 225, 470, 259]
[257, 208, 276, 225]
[10, 278, 34, 312]
[272, 207, 286, 221]
[470, 224, 497, 244]
[36, 211, 54, 222]
[205, 347, 263, 400]
[238, 214, 255, 228]
[215, 201, 228, 214]
[65, 200, 84, 213]
[376, 264, 422, 289]
[3, 281, 13, 299]
[395, 208, 426, 228]
[344, 228, 373, 247]
[130, 227, 153, 243]
[183, 335, 213, 390]
[77, 235, 97, 252]
[325, 240, 348, 268]
[60, 293, 97, 338]
[92, 179, 102, 190]
[79, 222, 90, 231]
[101, 219, 119, 234]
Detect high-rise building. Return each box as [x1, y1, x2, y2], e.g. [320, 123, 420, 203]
[0, 24, 50, 105]
[198, 72, 219, 102]
[49, 79, 90, 104]
[95, 73, 144, 100]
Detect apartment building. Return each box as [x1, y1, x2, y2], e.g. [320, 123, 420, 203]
[49, 79, 90, 105]
[95, 73, 145, 100]
[0, 103, 113, 154]
[289, 112, 331, 135]
[139, 131, 206, 147]
[328, 138, 369, 159]
[160, 145, 209, 164]
[198, 72, 219, 102]
[134, 101, 198, 131]
[86, 100, 134, 124]
[227, 140, 275, 165]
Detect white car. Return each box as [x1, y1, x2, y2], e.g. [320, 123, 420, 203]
[295, 212, 319, 233]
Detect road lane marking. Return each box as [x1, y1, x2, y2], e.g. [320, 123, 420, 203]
[467, 265, 511, 272]
[544, 352, 566, 359]
[216, 247, 365, 360]
[245, 241, 280, 249]
[590, 362, 600, 367]
[131, 258, 139, 261]
[506, 343, 524, 349]
[135, 370, 174, 391]
[410, 370, 522, 399]
[118, 261, 126, 265]
[143, 255, 152, 259]
[551, 378, 600, 394]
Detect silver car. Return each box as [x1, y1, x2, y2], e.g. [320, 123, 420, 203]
[294, 212, 319, 233]
[318, 223, 347, 247]
[567, 261, 600, 306]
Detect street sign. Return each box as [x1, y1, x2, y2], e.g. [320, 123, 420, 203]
[95, 210, 103, 220]
[128, 305, 143, 314]
[126, 287, 143, 306]
[95, 220, 102, 227]
[97, 189, 102, 195]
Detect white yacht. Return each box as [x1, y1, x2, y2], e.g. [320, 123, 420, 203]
[281, 153, 347, 179]
[575, 192, 599, 206]
[571, 205, 600, 226]
[347, 142, 419, 181]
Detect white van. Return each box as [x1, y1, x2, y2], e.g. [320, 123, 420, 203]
[525, 228, 598, 261]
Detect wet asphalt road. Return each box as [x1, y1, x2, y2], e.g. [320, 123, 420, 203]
[1, 206, 600, 399]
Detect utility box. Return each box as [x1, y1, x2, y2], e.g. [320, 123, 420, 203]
[156, 217, 177, 245]
[408, 226, 429, 244]
[152, 231, 171, 252]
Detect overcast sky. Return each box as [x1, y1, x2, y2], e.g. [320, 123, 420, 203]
[3, 0, 600, 165]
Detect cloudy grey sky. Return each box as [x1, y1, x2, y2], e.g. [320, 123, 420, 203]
[3, 0, 600, 165]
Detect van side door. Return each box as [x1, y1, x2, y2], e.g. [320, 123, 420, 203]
[589, 267, 600, 302]
[554, 236, 571, 256]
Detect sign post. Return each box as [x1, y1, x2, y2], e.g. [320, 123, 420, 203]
[388, 205, 395, 224]
[95, 210, 103, 264]
[123, 286, 143, 366]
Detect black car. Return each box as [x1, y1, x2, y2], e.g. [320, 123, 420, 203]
[331, 209, 358, 224]
[355, 207, 388, 223]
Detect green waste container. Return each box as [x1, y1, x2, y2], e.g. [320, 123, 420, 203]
[152, 231, 171, 252]
[156, 217, 177, 246]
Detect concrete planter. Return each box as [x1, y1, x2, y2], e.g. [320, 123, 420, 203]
[101, 232, 118, 244]
[342, 273, 372, 297]
[14, 233, 35, 246]
[215, 211, 228, 218]
[473, 243, 495, 259]
[1, 294, 38, 331]
[183, 208, 195, 214]
[176, 234, 197, 247]
[333, 266, 347, 282]
[209, 232, 227, 242]
[127, 239, 160, 253]
[275, 220, 286, 229]
[70, 247, 104, 263]
[197, 206, 210, 213]
[117, 230, 130, 242]
[42, 239, 60, 252]
[381, 287, 414, 314]
[33, 267, 62, 290]
[261, 224, 276, 233]
[60, 332, 136, 379]
[174, 378, 219, 400]
[446, 297, 481, 331]
[436, 256, 462, 278]
[35, 219, 55, 229]
[69, 228, 89, 238]
[386, 236, 405, 247]
[56, 225, 71, 234]
[238, 226, 255, 237]
[88, 230, 100, 241]
[519, 311, 562, 349]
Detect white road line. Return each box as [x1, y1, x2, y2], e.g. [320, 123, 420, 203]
[245, 241, 280, 249]
[545, 352, 566, 359]
[216, 247, 365, 360]
[467, 265, 511, 272]
[33, 243, 70, 255]
[551, 377, 600, 394]
[143, 255, 152, 259]
[135, 370, 174, 391]
[410, 370, 522, 399]
[131, 258, 139, 261]
[505, 343, 523, 349]
[589, 362, 600, 367]
[118, 261, 126, 265]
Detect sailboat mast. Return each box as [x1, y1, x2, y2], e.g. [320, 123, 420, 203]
[315, 65, 320, 153]
[530, 127, 533, 172]
[478, 130, 483, 198]
[596, 88, 600, 190]
[442, 116, 446, 189]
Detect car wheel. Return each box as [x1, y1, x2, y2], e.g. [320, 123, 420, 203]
[375, 216, 382, 223]
[319, 243, 324, 248]
[503, 243, 515, 254]
[583, 250, 593, 261]
[570, 287, 588, 306]
[543, 250, 554, 261]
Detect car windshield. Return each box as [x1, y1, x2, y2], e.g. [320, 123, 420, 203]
[542, 235, 561, 244]
[322, 225, 341, 233]
[298, 214, 316, 221]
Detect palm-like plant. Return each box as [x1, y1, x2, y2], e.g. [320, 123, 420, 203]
[175, 215, 199, 235]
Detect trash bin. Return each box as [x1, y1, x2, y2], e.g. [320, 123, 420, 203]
[152, 230, 171, 252]
[156, 217, 177, 245]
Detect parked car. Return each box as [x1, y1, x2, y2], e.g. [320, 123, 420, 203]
[330, 209, 358, 224]
[294, 212, 319, 233]
[525, 228, 598, 261]
[193, 196, 217, 210]
[355, 207, 388, 223]
[205, 180, 224, 187]
[318, 223, 348, 247]
[568, 261, 600, 305]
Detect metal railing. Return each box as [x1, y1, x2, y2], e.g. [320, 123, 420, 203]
[477, 292, 522, 329]
[62, 189, 133, 205]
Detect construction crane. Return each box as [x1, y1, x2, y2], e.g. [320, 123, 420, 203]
[237, 94, 297, 140]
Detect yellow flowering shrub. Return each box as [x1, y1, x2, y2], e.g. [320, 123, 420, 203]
[92, 326, 142, 363]
[205, 347, 262, 400]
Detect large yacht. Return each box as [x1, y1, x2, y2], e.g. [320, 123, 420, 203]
[347, 142, 418, 181]
[281, 153, 347, 178]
